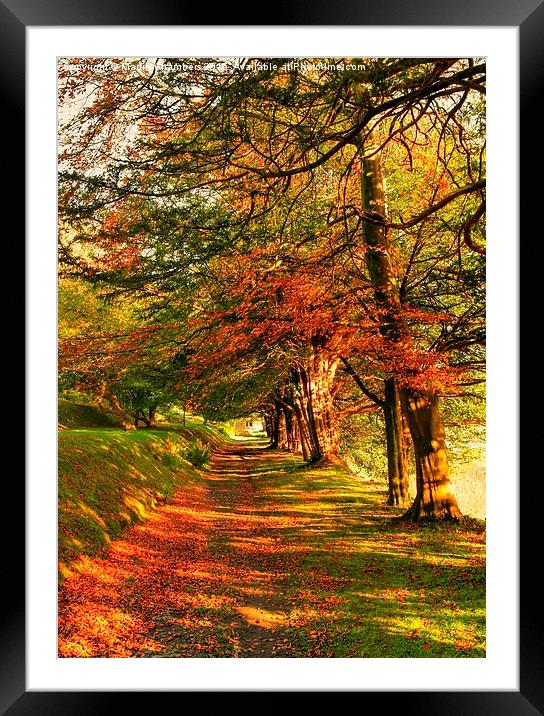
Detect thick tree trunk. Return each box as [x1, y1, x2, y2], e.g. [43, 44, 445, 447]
[292, 343, 340, 463]
[134, 408, 150, 428]
[97, 382, 136, 431]
[283, 406, 294, 450]
[402, 412, 412, 481]
[384, 378, 410, 506]
[148, 406, 157, 427]
[291, 416, 300, 453]
[268, 403, 280, 449]
[293, 402, 311, 461]
[277, 404, 288, 449]
[264, 412, 273, 439]
[401, 390, 462, 521]
[359, 135, 461, 520]
[360, 137, 401, 322]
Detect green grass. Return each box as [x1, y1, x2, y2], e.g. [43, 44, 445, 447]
[58, 421, 223, 579]
[252, 457, 486, 658]
[57, 397, 485, 657]
[342, 413, 486, 520]
[58, 398, 121, 429]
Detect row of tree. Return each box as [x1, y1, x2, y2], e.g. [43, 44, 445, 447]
[58, 57, 486, 520]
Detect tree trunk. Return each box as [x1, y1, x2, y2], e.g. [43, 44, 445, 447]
[292, 343, 340, 463]
[277, 403, 288, 449]
[384, 378, 410, 506]
[135, 408, 150, 428]
[291, 416, 300, 453]
[96, 382, 136, 431]
[293, 402, 311, 461]
[402, 412, 412, 482]
[358, 134, 461, 520]
[283, 407, 295, 451]
[264, 412, 273, 439]
[141, 409, 150, 427]
[268, 404, 280, 449]
[400, 391, 462, 521]
[277, 387, 300, 453]
[148, 406, 157, 427]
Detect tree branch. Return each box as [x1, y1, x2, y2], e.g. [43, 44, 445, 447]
[339, 357, 385, 408]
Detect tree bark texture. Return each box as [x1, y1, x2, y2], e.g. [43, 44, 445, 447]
[384, 378, 410, 506]
[401, 391, 462, 521]
[96, 382, 136, 431]
[359, 135, 461, 520]
[291, 340, 340, 463]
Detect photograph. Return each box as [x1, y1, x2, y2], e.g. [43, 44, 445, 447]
[56, 56, 487, 660]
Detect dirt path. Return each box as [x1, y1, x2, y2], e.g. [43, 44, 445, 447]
[58, 439, 487, 659]
[58, 441, 302, 658]
[203, 444, 296, 656]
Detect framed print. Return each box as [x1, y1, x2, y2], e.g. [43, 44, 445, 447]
[7, 0, 533, 711]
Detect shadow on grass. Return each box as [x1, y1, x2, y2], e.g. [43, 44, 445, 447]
[58, 440, 485, 658]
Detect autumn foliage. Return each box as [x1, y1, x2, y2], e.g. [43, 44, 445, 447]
[56, 57, 487, 663]
[58, 57, 485, 518]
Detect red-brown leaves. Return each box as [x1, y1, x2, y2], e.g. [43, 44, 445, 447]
[58, 447, 306, 658]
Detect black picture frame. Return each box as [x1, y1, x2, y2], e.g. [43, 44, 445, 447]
[8, 1, 531, 711]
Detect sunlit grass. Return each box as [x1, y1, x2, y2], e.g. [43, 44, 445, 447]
[59, 432, 485, 659]
[247, 455, 485, 658]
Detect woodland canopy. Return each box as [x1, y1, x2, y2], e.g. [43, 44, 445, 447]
[58, 57, 486, 521]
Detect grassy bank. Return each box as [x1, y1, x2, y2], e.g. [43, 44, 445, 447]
[58, 397, 121, 429]
[58, 431, 485, 658]
[58, 417, 223, 579]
